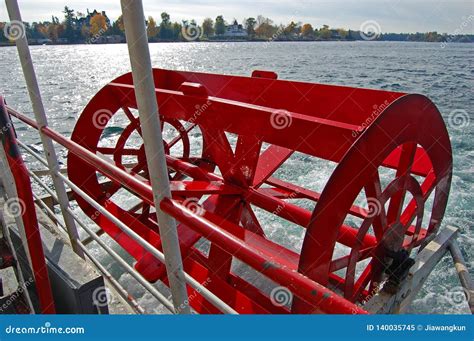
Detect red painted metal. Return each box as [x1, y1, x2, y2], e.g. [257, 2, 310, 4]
[8, 68, 452, 314]
[0, 98, 56, 314]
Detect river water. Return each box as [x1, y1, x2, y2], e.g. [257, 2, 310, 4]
[0, 41, 472, 314]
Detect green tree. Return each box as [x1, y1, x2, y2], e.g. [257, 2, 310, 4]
[337, 28, 348, 40]
[214, 15, 226, 35]
[284, 21, 300, 38]
[80, 24, 90, 39]
[0, 23, 7, 42]
[244, 17, 257, 38]
[202, 18, 214, 37]
[62, 6, 76, 42]
[172, 22, 182, 41]
[159, 12, 172, 40]
[319, 24, 331, 40]
[107, 15, 124, 36]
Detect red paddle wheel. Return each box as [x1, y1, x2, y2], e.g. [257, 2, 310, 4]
[67, 68, 452, 314]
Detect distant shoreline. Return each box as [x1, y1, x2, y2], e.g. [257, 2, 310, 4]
[1, 40, 473, 47]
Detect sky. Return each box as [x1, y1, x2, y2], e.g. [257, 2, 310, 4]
[0, 0, 473, 34]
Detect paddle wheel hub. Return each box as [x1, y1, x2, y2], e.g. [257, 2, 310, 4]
[67, 68, 452, 313]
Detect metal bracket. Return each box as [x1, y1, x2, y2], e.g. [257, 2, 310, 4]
[365, 226, 459, 313]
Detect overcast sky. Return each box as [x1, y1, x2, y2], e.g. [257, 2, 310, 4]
[1, 0, 473, 34]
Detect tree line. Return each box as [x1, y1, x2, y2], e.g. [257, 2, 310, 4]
[1, 7, 472, 44]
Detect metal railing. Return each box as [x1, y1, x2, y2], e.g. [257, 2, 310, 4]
[5, 0, 84, 258]
[6, 103, 366, 314]
[15, 138, 238, 314]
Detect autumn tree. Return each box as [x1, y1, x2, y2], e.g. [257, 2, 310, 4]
[214, 15, 226, 35]
[81, 24, 90, 39]
[255, 16, 277, 39]
[301, 23, 314, 38]
[116, 15, 125, 32]
[202, 18, 214, 37]
[147, 16, 159, 38]
[90, 13, 107, 36]
[284, 21, 300, 38]
[47, 24, 60, 42]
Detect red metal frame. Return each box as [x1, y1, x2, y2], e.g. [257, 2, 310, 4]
[7, 68, 452, 314]
[0, 98, 55, 314]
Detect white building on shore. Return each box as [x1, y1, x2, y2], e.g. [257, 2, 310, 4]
[224, 20, 248, 38]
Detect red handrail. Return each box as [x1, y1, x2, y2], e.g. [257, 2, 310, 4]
[6, 105, 367, 314]
[0, 98, 55, 314]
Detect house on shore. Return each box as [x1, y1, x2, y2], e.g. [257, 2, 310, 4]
[223, 20, 248, 38]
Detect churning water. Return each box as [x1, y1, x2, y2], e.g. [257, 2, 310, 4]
[0, 41, 472, 314]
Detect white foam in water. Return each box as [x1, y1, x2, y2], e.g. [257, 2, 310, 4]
[2, 42, 472, 314]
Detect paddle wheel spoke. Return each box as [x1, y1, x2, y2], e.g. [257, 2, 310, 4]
[240, 202, 265, 236]
[131, 159, 147, 174]
[364, 171, 388, 240]
[122, 107, 143, 136]
[351, 264, 373, 302]
[168, 123, 196, 149]
[344, 215, 375, 300]
[386, 143, 417, 224]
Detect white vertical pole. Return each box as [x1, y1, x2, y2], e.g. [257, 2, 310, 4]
[5, 0, 84, 258]
[120, 0, 190, 314]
